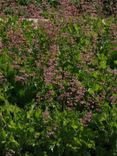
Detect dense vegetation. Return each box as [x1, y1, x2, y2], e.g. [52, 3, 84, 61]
[0, 0, 117, 156]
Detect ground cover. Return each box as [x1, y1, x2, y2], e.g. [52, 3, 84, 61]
[0, 0, 117, 156]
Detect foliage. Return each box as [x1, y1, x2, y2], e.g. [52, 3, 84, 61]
[0, 1, 117, 155]
[17, 0, 32, 5]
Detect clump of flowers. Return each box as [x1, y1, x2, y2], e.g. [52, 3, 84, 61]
[81, 111, 93, 126]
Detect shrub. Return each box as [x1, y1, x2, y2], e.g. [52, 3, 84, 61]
[0, 2, 117, 155]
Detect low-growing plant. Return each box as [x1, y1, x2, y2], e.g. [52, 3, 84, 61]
[0, 2, 117, 155]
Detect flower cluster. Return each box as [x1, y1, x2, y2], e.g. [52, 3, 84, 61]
[81, 111, 93, 126]
[44, 44, 58, 85]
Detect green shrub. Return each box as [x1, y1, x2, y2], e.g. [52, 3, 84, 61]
[0, 14, 116, 156]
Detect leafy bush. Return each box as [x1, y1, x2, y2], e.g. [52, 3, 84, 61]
[0, 1, 117, 155]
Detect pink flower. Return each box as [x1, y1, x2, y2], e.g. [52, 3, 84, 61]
[81, 111, 93, 126]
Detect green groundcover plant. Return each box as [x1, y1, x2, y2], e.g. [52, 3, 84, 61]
[0, 1, 117, 155]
